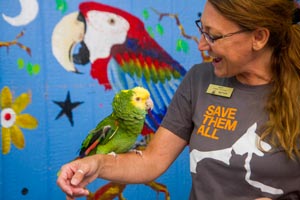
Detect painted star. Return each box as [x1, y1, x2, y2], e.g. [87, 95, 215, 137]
[53, 91, 83, 126]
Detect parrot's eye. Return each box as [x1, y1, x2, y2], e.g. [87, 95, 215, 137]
[135, 97, 141, 101]
[108, 18, 115, 25]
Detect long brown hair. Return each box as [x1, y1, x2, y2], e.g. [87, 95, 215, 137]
[208, 0, 300, 159]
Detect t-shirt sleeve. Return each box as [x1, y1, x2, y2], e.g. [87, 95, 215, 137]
[160, 65, 196, 143]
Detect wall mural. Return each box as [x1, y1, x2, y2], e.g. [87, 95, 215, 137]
[0, 0, 208, 199]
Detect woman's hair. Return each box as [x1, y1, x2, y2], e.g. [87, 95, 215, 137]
[208, 0, 300, 159]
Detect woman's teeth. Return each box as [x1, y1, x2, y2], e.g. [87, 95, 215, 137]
[213, 57, 222, 63]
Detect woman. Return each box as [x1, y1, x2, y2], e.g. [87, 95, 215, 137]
[57, 0, 300, 199]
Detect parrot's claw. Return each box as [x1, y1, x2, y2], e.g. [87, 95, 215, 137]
[108, 152, 117, 158]
[130, 149, 143, 156]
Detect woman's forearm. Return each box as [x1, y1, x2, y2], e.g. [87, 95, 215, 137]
[97, 126, 187, 183]
[97, 150, 161, 183]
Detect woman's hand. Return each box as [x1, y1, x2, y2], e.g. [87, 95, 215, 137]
[57, 155, 102, 199]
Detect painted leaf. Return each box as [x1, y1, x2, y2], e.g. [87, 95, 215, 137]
[56, 0, 68, 13]
[156, 23, 164, 36]
[32, 64, 40, 75]
[180, 39, 189, 53]
[17, 58, 25, 69]
[27, 63, 33, 75]
[176, 39, 189, 53]
[142, 9, 150, 20]
[147, 26, 154, 38]
[11, 125, 25, 150]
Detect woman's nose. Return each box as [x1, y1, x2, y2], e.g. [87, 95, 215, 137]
[197, 35, 210, 51]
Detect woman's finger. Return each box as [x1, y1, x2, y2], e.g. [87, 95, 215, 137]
[70, 169, 85, 186]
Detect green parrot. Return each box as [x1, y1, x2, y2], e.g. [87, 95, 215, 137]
[79, 86, 153, 158]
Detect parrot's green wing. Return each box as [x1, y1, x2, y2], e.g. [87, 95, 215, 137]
[79, 122, 119, 158]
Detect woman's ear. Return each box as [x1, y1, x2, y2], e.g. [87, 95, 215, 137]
[252, 27, 270, 51]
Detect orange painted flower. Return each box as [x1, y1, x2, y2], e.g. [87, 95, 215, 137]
[0, 86, 38, 154]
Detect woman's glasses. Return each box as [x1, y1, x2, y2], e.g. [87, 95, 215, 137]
[195, 19, 249, 45]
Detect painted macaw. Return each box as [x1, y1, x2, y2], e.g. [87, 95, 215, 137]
[79, 86, 153, 157]
[51, 2, 187, 136]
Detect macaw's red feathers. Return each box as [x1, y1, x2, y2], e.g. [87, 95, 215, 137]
[111, 34, 186, 84]
[141, 123, 155, 136]
[91, 58, 112, 90]
[80, 1, 146, 40]
[114, 50, 182, 84]
[79, 2, 142, 30]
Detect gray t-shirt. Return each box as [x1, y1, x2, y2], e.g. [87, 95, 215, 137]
[161, 63, 300, 200]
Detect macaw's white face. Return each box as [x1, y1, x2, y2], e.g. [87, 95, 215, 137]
[84, 11, 130, 62]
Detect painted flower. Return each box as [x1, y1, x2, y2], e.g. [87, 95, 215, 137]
[0, 86, 38, 154]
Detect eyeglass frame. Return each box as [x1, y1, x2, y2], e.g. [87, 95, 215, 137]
[195, 19, 249, 44]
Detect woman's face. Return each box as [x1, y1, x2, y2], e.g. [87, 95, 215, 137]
[198, 1, 257, 79]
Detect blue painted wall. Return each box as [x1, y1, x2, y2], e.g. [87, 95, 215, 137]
[0, 0, 205, 199]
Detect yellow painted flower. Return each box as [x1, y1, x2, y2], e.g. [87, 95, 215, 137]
[0, 86, 38, 154]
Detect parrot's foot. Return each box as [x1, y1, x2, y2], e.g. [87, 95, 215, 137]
[145, 181, 170, 200]
[108, 152, 117, 158]
[129, 149, 143, 156]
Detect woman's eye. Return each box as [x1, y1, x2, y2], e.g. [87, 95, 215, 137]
[209, 34, 220, 40]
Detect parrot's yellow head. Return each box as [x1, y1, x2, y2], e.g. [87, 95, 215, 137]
[112, 87, 153, 118]
[130, 87, 153, 111]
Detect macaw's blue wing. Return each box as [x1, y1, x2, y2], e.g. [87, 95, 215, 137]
[108, 37, 186, 134]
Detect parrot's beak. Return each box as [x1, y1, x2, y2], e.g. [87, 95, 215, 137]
[146, 98, 154, 111]
[51, 12, 84, 72]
